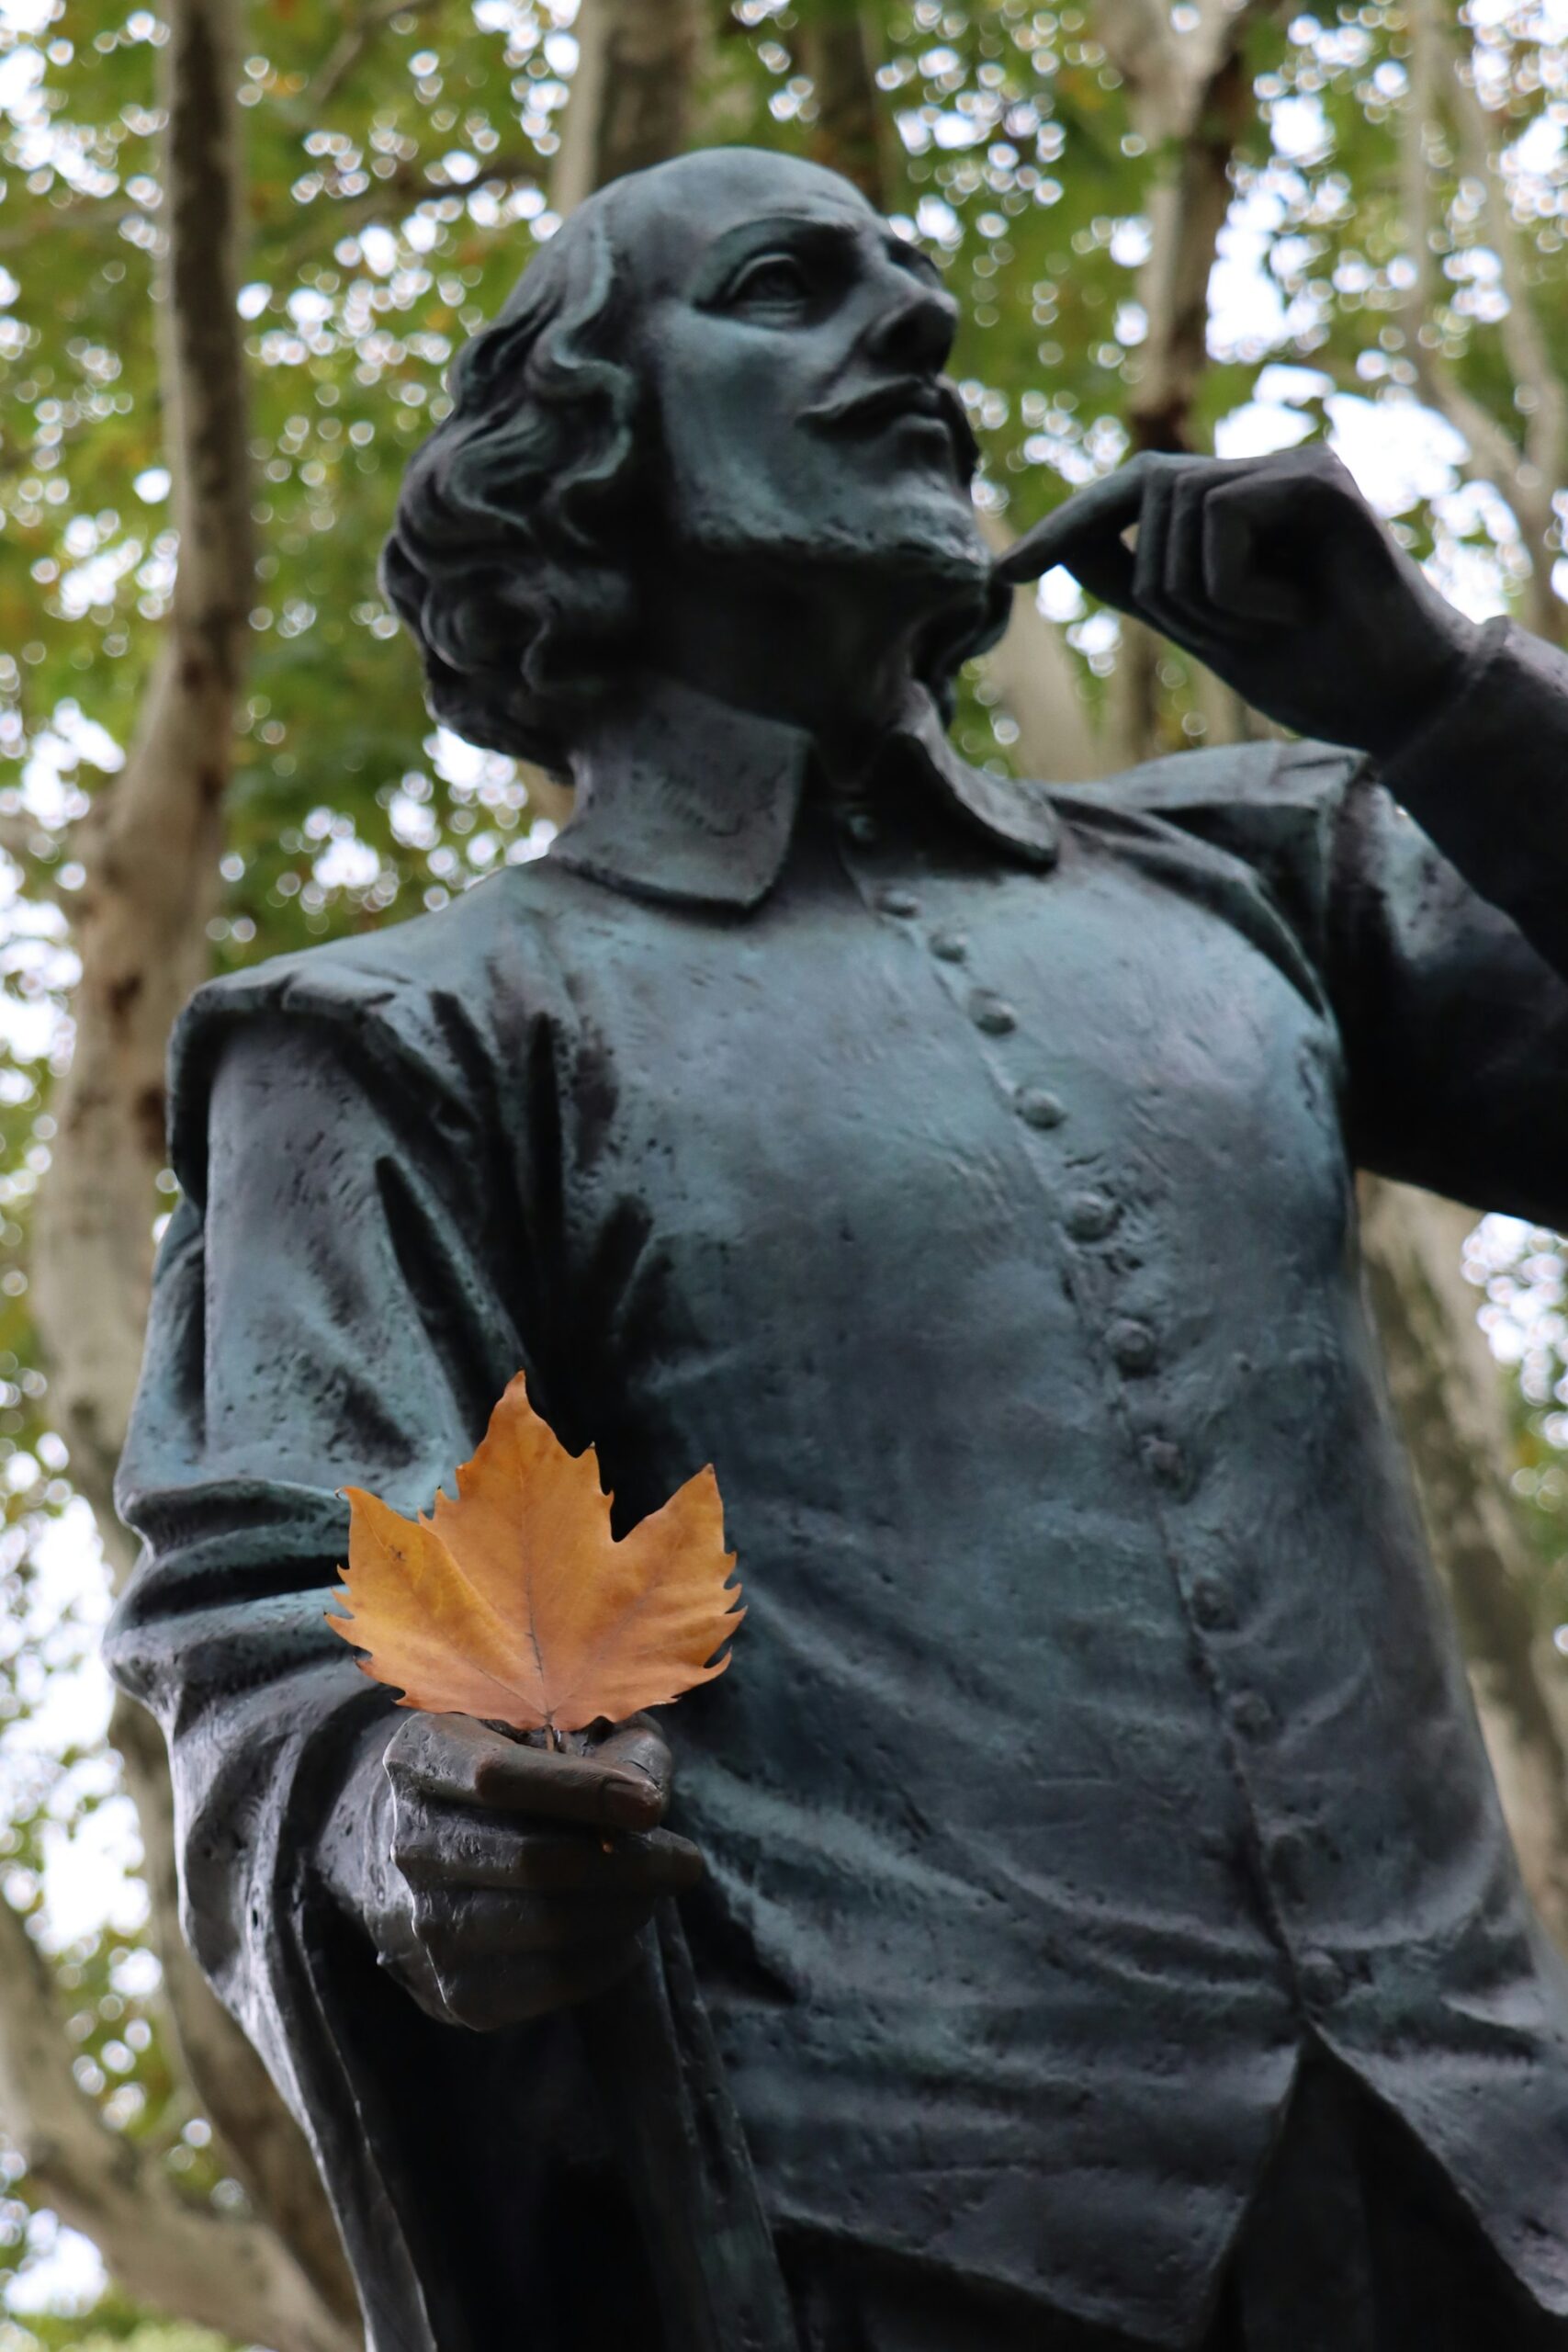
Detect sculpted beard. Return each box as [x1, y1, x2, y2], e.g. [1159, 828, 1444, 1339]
[671, 413, 995, 598]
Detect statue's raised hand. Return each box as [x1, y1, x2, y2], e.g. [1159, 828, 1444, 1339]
[337, 1711, 703, 2031]
[996, 445, 1481, 761]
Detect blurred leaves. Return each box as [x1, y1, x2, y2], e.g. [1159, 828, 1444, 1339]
[3, 2302, 231, 2350]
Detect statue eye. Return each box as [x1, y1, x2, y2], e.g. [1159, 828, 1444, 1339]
[730, 254, 814, 310]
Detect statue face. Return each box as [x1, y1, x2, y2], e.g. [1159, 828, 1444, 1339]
[615, 151, 990, 594]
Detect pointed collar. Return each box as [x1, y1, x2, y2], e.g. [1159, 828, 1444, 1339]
[547, 673, 1059, 910]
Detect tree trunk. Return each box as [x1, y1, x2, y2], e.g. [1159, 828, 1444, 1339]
[0, 1893, 352, 2352]
[31, 0, 254, 1523]
[796, 6, 890, 202]
[27, 1, 360, 2339]
[552, 0, 709, 214]
[1397, 0, 1565, 647]
[976, 514, 1101, 783]
[1359, 1180, 1568, 1947]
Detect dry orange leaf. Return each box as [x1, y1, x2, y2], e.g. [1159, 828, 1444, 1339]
[327, 1373, 741, 1736]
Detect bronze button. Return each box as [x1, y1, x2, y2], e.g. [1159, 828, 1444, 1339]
[1144, 1437, 1187, 1489]
[1230, 1690, 1274, 1742]
[969, 990, 1018, 1036]
[1063, 1191, 1116, 1241]
[1190, 1575, 1234, 1631]
[1015, 1087, 1066, 1130]
[1108, 1318, 1156, 1375]
[1298, 1951, 1346, 2007]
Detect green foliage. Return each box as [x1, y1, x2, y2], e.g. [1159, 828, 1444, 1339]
[3, 2297, 231, 2349]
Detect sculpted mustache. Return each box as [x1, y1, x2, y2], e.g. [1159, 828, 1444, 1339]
[801, 376, 980, 477]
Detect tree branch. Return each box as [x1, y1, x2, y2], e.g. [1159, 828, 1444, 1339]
[0, 196, 128, 256]
[1094, 0, 1180, 131]
[1360, 1179, 1568, 1950]
[271, 151, 543, 276]
[1111, 0, 1286, 451]
[795, 3, 891, 203]
[551, 0, 709, 218]
[1394, 0, 1563, 641]
[0, 816, 65, 887]
[0, 1893, 356, 2352]
[1396, 14, 1529, 521]
[27, 4, 361, 2338]
[1446, 27, 1565, 639]
[292, 0, 443, 123]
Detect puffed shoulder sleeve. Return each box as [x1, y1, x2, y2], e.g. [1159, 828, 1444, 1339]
[1089, 654, 1568, 1228]
[104, 921, 572, 2351]
[1373, 613, 1568, 983]
[108, 944, 542, 1764]
[1315, 615, 1568, 1226]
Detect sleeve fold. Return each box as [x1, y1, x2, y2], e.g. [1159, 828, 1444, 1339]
[106, 948, 604, 2352]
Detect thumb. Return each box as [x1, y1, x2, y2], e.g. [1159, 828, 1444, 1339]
[588, 1713, 673, 1820]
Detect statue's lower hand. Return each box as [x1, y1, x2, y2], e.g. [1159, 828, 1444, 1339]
[367, 1712, 702, 2030]
[996, 445, 1481, 761]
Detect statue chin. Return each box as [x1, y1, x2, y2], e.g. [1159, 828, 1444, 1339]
[687, 506, 993, 599]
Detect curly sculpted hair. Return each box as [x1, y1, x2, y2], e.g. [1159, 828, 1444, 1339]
[381, 187, 1006, 775]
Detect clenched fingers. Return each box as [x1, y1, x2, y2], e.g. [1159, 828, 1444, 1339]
[394, 1811, 704, 1898]
[412, 1883, 661, 1956]
[432, 1934, 647, 2031]
[384, 1709, 671, 1832]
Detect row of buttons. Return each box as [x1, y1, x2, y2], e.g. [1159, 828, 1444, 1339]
[873, 872, 1082, 1145]
[1229, 1657, 1349, 2000]
[841, 804, 1347, 2015]
[856, 828, 1161, 1375]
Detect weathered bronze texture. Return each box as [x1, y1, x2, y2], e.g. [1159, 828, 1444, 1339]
[109, 149, 1568, 2351]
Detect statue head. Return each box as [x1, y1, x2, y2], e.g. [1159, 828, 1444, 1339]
[383, 147, 1005, 775]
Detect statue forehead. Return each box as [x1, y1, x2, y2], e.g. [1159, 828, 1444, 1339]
[596, 147, 881, 284]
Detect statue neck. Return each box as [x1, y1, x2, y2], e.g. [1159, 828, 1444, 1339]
[632, 554, 931, 789]
[551, 667, 1059, 913]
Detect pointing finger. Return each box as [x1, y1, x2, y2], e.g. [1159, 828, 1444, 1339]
[994, 474, 1145, 595]
[993, 455, 1206, 595]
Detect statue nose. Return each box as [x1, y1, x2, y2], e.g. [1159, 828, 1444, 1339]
[865, 280, 957, 376]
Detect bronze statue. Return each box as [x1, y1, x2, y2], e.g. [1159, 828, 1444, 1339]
[108, 146, 1568, 2350]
